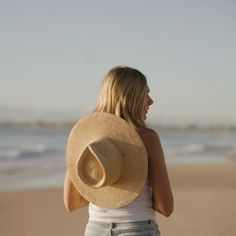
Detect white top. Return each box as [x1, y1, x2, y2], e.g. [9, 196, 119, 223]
[88, 181, 156, 222]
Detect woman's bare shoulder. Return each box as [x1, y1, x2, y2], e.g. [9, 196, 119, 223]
[137, 127, 160, 144]
[137, 127, 162, 157]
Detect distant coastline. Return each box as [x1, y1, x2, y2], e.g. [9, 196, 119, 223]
[1, 120, 236, 132]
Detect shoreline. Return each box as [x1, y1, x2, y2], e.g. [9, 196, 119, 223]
[1, 163, 235, 193]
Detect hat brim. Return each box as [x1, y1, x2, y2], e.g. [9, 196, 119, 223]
[66, 112, 148, 208]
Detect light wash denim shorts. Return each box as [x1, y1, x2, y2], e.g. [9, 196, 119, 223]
[84, 220, 160, 236]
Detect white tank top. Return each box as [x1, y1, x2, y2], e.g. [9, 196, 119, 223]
[88, 181, 155, 222]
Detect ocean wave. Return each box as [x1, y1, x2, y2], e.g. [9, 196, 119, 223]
[165, 142, 236, 157]
[0, 144, 59, 160]
[166, 144, 205, 156]
[0, 161, 65, 175]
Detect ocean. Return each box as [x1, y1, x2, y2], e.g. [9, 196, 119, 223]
[0, 123, 235, 191]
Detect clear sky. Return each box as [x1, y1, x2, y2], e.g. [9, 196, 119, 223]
[1, 0, 235, 125]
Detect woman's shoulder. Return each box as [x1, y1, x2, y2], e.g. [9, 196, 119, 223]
[136, 127, 162, 154]
[137, 127, 160, 142]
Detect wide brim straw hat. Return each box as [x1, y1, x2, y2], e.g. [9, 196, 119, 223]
[66, 112, 148, 209]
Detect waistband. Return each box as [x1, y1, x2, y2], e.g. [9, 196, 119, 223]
[88, 220, 157, 229]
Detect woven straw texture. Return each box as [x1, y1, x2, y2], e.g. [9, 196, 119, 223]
[66, 112, 148, 209]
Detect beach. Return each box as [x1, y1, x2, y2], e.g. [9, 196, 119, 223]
[1, 164, 236, 236]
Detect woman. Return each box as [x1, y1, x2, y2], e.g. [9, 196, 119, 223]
[64, 66, 174, 235]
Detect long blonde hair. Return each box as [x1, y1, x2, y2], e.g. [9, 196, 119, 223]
[94, 66, 148, 128]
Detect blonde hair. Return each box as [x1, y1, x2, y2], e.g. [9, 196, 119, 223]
[94, 66, 148, 128]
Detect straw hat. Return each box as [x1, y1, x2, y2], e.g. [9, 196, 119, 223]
[66, 112, 148, 209]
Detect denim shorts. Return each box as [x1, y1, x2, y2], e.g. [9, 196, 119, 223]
[84, 220, 160, 236]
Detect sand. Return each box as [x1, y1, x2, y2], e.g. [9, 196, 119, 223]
[1, 164, 236, 236]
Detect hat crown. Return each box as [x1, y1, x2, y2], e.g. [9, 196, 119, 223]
[76, 137, 123, 189]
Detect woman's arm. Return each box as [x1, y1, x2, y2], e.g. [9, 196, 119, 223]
[64, 170, 89, 212]
[138, 128, 174, 217]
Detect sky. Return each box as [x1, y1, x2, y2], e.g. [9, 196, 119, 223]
[0, 0, 236, 126]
